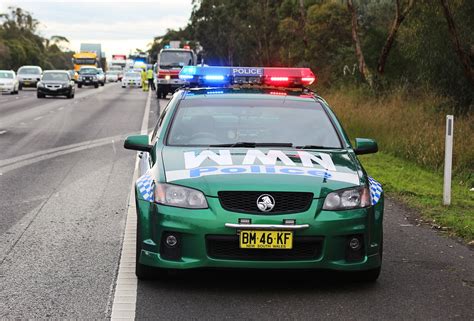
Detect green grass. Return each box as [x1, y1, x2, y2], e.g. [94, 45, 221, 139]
[360, 152, 474, 242]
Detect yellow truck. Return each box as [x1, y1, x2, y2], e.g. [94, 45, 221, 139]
[72, 52, 98, 70]
[72, 52, 98, 82]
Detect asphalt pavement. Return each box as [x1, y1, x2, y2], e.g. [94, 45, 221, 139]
[0, 86, 472, 320]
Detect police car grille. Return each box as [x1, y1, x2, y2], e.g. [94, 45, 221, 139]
[206, 235, 323, 261]
[218, 191, 313, 214]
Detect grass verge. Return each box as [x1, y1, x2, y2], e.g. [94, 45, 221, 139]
[324, 88, 473, 184]
[360, 152, 473, 242]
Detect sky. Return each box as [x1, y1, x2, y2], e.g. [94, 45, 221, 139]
[0, 0, 194, 59]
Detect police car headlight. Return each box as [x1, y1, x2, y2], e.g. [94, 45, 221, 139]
[322, 186, 370, 211]
[154, 183, 208, 209]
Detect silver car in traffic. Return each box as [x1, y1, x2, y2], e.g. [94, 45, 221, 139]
[17, 65, 43, 89]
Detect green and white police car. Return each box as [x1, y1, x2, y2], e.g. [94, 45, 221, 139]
[124, 66, 384, 281]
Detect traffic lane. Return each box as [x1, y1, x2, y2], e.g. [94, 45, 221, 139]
[0, 92, 156, 319]
[0, 145, 135, 318]
[0, 84, 147, 161]
[0, 86, 91, 118]
[0, 84, 111, 131]
[0, 90, 158, 318]
[136, 198, 474, 320]
[0, 85, 150, 234]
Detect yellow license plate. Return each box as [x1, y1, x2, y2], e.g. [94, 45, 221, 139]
[240, 230, 293, 249]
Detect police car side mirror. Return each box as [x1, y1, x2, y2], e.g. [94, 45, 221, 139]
[124, 135, 153, 153]
[354, 138, 378, 155]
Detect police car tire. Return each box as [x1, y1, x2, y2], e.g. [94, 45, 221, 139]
[94, 84, 99, 88]
[354, 266, 381, 282]
[135, 222, 165, 280]
[78, 84, 82, 88]
[37, 92, 45, 98]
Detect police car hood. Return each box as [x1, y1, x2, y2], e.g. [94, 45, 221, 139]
[161, 147, 362, 198]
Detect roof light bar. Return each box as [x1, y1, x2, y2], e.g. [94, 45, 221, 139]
[179, 66, 316, 88]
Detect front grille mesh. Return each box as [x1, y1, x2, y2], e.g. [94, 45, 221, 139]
[218, 191, 313, 214]
[206, 235, 323, 261]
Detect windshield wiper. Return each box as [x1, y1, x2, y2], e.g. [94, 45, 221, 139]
[294, 145, 333, 149]
[209, 142, 293, 148]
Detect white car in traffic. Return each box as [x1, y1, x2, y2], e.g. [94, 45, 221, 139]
[0, 70, 19, 94]
[122, 72, 142, 88]
[17, 65, 42, 89]
[106, 71, 120, 82]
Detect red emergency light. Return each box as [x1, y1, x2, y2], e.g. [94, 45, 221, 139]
[263, 68, 316, 86]
[183, 45, 191, 49]
[179, 66, 317, 88]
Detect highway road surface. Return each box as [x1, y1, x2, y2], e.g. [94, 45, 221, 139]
[0, 85, 472, 320]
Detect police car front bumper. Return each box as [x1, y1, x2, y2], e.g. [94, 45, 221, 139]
[136, 197, 383, 271]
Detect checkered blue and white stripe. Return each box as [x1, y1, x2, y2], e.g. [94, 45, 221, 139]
[368, 176, 383, 205]
[136, 173, 154, 202]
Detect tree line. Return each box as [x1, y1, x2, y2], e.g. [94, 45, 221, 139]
[151, 0, 473, 112]
[0, 7, 73, 71]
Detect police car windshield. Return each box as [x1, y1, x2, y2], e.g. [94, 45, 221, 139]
[167, 97, 342, 148]
[159, 51, 193, 69]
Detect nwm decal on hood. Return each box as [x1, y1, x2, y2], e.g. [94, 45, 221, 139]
[165, 149, 360, 185]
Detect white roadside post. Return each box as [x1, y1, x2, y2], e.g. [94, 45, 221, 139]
[443, 115, 454, 205]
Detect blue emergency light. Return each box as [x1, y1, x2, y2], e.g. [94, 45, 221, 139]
[179, 66, 316, 87]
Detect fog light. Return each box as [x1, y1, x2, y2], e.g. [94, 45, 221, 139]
[349, 237, 361, 250]
[166, 235, 178, 247]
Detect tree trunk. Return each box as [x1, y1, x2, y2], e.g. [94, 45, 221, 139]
[439, 0, 474, 87]
[299, 0, 308, 48]
[347, 0, 373, 87]
[377, 0, 414, 74]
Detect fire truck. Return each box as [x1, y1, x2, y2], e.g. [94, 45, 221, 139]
[155, 45, 197, 99]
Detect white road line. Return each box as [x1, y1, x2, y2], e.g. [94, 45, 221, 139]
[0, 130, 7, 135]
[0, 134, 135, 174]
[33, 116, 43, 121]
[111, 91, 151, 321]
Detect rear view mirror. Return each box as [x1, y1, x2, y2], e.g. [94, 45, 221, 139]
[354, 138, 378, 155]
[124, 135, 153, 152]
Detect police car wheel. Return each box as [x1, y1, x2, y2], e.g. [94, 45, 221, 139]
[78, 84, 82, 88]
[354, 266, 381, 282]
[136, 221, 165, 280]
